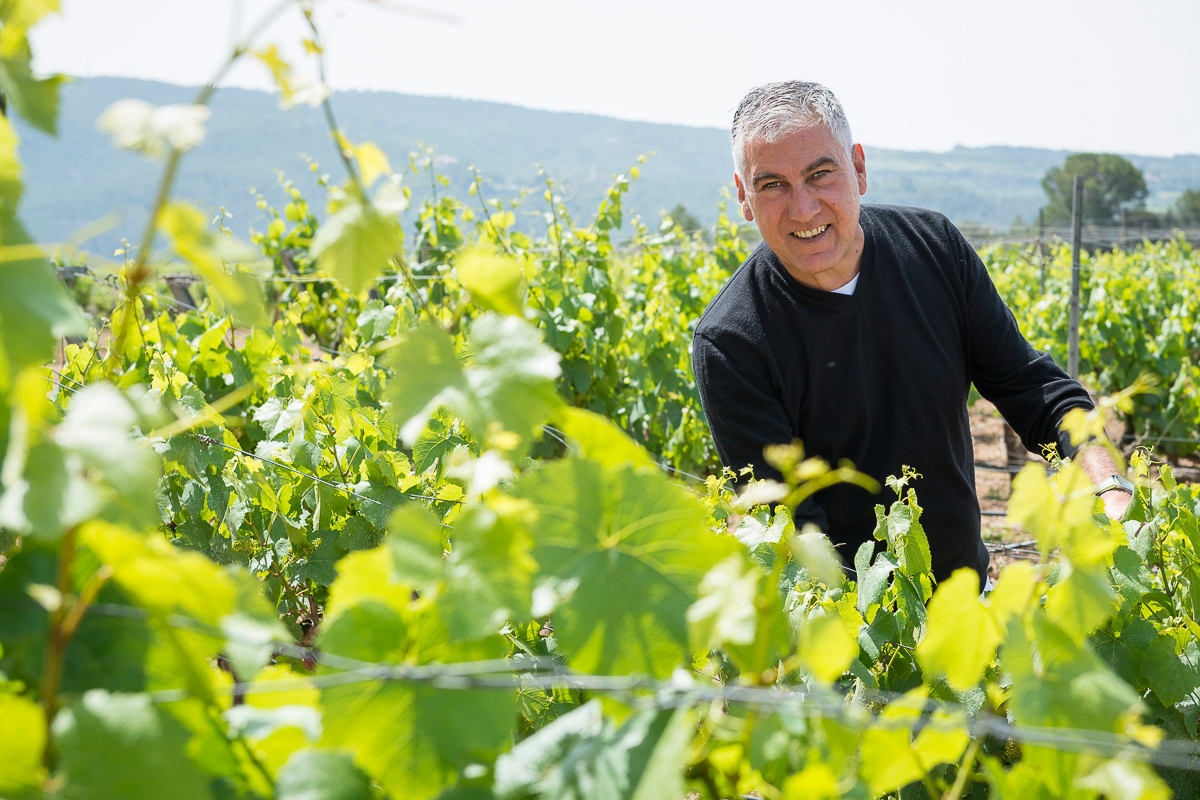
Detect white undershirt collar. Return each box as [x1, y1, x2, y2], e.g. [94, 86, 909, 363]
[830, 272, 860, 296]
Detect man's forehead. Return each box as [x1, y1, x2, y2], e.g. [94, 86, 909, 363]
[744, 126, 845, 171]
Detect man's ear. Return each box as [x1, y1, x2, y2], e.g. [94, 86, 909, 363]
[853, 143, 868, 196]
[734, 174, 754, 221]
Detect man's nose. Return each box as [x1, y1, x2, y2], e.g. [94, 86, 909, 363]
[786, 184, 821, 222]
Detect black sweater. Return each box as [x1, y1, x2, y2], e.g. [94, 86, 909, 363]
[692, 204, 1092, 583]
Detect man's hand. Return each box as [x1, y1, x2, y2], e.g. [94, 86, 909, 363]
[1098, 487, 1132, 521]
[1077, 443, 1132, 521]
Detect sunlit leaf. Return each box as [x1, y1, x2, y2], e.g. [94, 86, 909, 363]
[917, 568, 1000, 690]
[311, 201, 402, 294]
[687, 552, 760, 652]
[457, 247, 524, 317]
[0, 691, 45, 796]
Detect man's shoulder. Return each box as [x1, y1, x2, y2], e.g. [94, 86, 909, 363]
[693, 242, 776, 346]
[862, 203, 956, 242]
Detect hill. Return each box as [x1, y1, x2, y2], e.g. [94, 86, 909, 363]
[16, 76, 1200, 254]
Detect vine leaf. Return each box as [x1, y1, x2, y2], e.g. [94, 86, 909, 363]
[318, 552, 513, 800]
[388, 314, 561, 450]
[276, 749, 374, 800]
[0, 691, 44, 796]
[514, 457, 733, 677]
[457, 247, 525, 317]
[916, 567, 1000, 690]
[493, 701, 691, 800]
[53, 690, 211, 800]
[311, 201, 402, 294]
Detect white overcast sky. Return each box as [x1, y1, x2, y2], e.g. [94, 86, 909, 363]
[32, 0, 1200, 156]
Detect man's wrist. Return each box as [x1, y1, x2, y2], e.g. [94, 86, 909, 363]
[1093, 473, 1134, 496]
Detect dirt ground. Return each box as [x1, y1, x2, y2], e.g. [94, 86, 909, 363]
[970, 397, 1182, 581]
[969, 398, 1042, 581]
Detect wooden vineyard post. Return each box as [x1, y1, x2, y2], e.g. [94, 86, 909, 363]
[1068, 176, 1083, 379]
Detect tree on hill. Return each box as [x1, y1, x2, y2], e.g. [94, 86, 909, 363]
[1040, 153, 1147, 225]
[666, 203, 703, 234]
[1176, 188, 1200, 226]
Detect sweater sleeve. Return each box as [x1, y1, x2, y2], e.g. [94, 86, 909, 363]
[692, 330, 830, 530]
[950, 221, 1094, 458]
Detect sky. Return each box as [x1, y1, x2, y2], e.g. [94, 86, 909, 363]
[31, 0, 1200, 157]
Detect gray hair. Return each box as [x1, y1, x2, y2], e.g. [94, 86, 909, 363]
[731, 81, 854, 181]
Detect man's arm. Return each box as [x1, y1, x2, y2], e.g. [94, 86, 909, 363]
[692, 330, 831, 532]
[949, 219, 1095, 459]
[1076, 443, 1132, 521]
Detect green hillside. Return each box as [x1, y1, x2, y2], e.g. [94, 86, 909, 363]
[16, 76, 1200, 254]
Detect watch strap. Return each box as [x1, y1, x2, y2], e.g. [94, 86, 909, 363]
[1094, 473, 1134, 496]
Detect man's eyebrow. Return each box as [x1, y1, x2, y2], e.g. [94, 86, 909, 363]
[751, 170, 785, 187]
[802, 156, 839, 174]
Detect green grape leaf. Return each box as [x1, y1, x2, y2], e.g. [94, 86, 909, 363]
[917, 568, 1000, 690]
[318, 597, 512, 800]
[1142, 635, 1200, 708]
[388, 325, 467, 444]
[873, 493, 931, 578]
[493, 701, 690, 800]
[52, 690, 211, 800]
[0, 112, 22, 215]
[437, 505, 537, 640]
[1076, 757, 1171, 800]
[0, 439, 69, 540]
[276, 749, 373, 800]
[788, 525, 843, 587]
[1003, 612, 1142, 732]
[339, 515, 384, 551]
[0, 39, 62, 134]
[513, 458, 733, 677]
[687, 553, 760, 652]
[388, 505, 447, 591]
[389, 315, 560, 450]
[291, 531, 343, 587]
[461, 313, 562, 445]
[856, 547, 896, 617]
[457, 247, 525, 317]
[310, 201, 402, 294]
[796, 610, 858, 683]
[81, 522, 235, 625]
[355, 485, 407, 532]
[412, 412, 470, 475]
[858, 608, 896, 663]
[856, 689, 924, 795]
[0, 214, 88, 370]
[0, 691, 45, 797]
[1044, 565, 1116, 643]
[552, 406, 658, 471]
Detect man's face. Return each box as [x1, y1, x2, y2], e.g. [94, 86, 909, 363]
[735, 124, 868, 290]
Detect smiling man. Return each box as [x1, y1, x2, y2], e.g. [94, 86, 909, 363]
[692, 80, 1130, 587]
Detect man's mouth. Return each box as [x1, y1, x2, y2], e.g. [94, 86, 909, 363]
[791, 224, 828, 240]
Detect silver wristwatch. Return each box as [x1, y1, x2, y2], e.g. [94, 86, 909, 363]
[1093, 473, 1134, 496]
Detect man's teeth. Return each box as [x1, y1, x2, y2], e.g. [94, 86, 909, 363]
[792, 225, 828, 240]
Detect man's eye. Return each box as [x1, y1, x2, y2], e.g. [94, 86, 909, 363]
[810, 170, 832, 180]
[762, 181, 783, 189]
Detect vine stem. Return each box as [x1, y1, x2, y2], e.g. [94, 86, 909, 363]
[943, 737, 980, 800]
[130, 0, 293, 284]
[40, 526, 76, 768]
[40, 528, 112, 770]
[302, 11, 363, 195]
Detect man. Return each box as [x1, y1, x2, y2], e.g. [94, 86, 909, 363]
[692, 80, 1130, 587]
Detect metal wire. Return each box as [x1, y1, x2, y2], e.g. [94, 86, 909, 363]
[50, 597, 1200, 773]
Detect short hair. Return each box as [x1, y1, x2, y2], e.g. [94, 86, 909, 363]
[731, 81, 854, 181]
